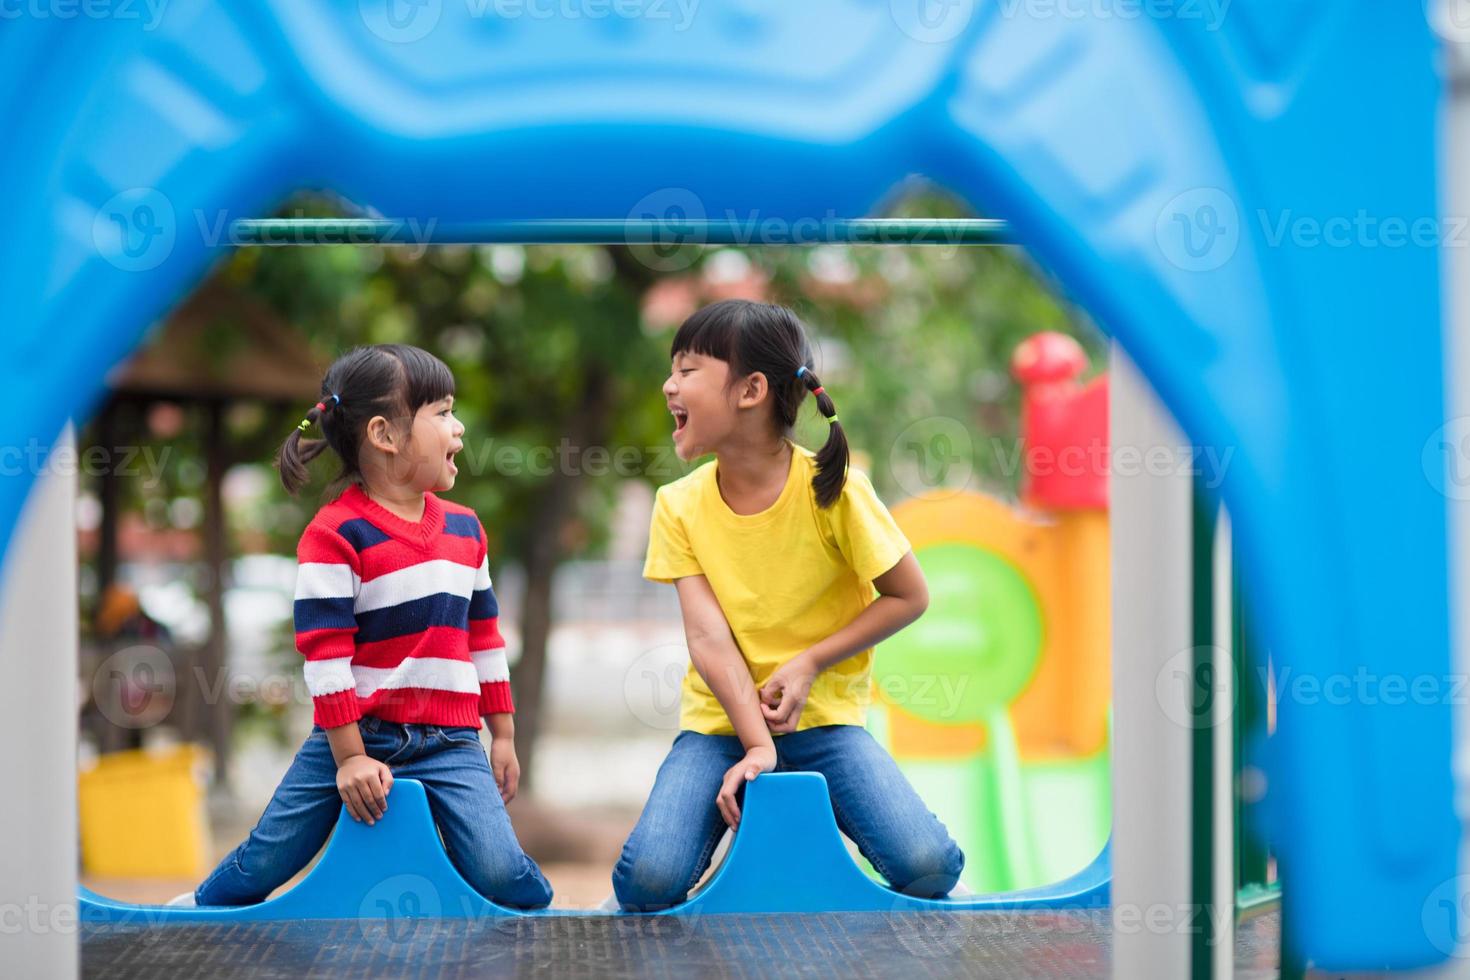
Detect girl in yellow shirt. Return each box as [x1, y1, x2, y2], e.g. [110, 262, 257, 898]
[613, 299, 964, 910]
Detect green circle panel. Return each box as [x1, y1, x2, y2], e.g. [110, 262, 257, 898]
[874, 542, 1043, 724]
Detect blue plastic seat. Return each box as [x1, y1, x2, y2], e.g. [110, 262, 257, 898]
[79, 774, 1107, 923]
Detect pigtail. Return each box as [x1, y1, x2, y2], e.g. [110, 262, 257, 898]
[673, 300, 849, 507]
[797, 365, 849, 508]
[273, 345, 454, 498]
[276, 395, 338, 496]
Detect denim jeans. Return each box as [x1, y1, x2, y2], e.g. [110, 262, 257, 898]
[195, 716, 552, 909]
[612, 725, 964, 911]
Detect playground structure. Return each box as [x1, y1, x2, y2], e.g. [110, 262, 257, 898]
[2, 4, 1465, 977]
[80, 775, 1109, 924]
[875, 331, 1111, 894]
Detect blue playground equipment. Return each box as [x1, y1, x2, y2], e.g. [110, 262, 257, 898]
[2, 2, 1461, 973]
[78, 775, 1109, 924]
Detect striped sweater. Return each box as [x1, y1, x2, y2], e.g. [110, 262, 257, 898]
[293, 484, 513, 729]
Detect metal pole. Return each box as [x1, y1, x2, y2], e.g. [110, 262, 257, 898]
[1208, 507, 1236, 979]
[201, 400, 232, 791]
[0, 422, 79, 980]
[1437, 2, 1470, 964]
[1111, 348, 1194, 979]
[227, 217, 1015, 247]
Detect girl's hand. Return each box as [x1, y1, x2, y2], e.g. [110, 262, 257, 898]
[716, 744, 776, 829]
[490, 735, 520, 804]
[337, 754, 393, 825]
[759, 653, 819, 734]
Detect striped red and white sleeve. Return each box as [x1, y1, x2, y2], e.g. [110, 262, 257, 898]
[294, 520, 362, 728]
[469, 519, 513, 715]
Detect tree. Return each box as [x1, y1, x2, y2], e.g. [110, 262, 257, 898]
[226, 234, 678, 785]
[106, 189, 1099, 790]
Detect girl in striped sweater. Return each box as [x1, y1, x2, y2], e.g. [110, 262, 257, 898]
[182, 344, 551, 909]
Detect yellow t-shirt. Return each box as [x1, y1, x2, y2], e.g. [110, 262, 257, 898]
[643, 443, 911, 735]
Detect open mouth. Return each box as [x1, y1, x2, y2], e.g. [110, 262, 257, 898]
[671, 407, 689, 433]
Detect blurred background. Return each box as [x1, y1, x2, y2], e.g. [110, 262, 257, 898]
[74, 191, 1109, 908]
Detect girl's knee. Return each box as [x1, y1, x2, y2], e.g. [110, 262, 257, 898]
[460, 853, 552, 909]
[612, 851, 691, 911]
[889, 836, 965, 898]
[497, 876, 553, 910]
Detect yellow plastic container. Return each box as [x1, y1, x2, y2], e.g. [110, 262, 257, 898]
[78, 744, 212, 878]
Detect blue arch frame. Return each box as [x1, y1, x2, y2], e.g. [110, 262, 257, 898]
[3, 2, 1456, 968]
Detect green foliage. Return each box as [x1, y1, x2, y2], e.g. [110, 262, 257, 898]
[84, 188, 1093, 567]
[97, 193, 1104, 566]
[217, 192, 1102, 536]
[82, 192, 1103, 759]
[225, 238, 676, 558]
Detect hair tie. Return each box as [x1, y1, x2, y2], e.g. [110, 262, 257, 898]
[297, 393, 339, 434]
[795, 366, 808, 380]
[827, 415, 839, 425]
[811, 386, 824, 397]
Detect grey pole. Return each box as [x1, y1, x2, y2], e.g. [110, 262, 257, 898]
[0, 422, 79, 980]
[1110, 350, 1194, 978]
[1211, 512, 1236, 979]
[1436, 1, 1470, 962]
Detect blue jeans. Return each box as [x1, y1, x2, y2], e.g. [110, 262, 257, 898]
[612, 725, 964, 910]
[195, 716, 552, 909]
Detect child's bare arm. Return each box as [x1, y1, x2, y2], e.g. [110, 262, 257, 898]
[760, 551, 929, 733]
[485, 712, 519, 804]
[326, 722, 394, 825]
[674, 575, 777, 827]
[674, 575, 771, 751]
[804, 551, 929, 670]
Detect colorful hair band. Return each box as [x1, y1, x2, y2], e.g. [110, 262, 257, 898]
[298, 393, 340, 432]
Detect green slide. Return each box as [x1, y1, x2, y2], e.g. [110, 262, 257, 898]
[868, 543, 1111, 893]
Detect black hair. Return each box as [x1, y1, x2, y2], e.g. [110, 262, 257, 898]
[670, 299, 848, 507]
[277, 344, 455, 497]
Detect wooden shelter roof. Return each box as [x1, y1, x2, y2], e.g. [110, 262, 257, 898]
[105, 280, 324, 404]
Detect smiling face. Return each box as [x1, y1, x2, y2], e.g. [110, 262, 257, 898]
[382, 395, 465, 493]
[664, 352, 742, 461]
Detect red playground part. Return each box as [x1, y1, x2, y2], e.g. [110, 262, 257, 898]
[1012, 332, 1108, 512]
